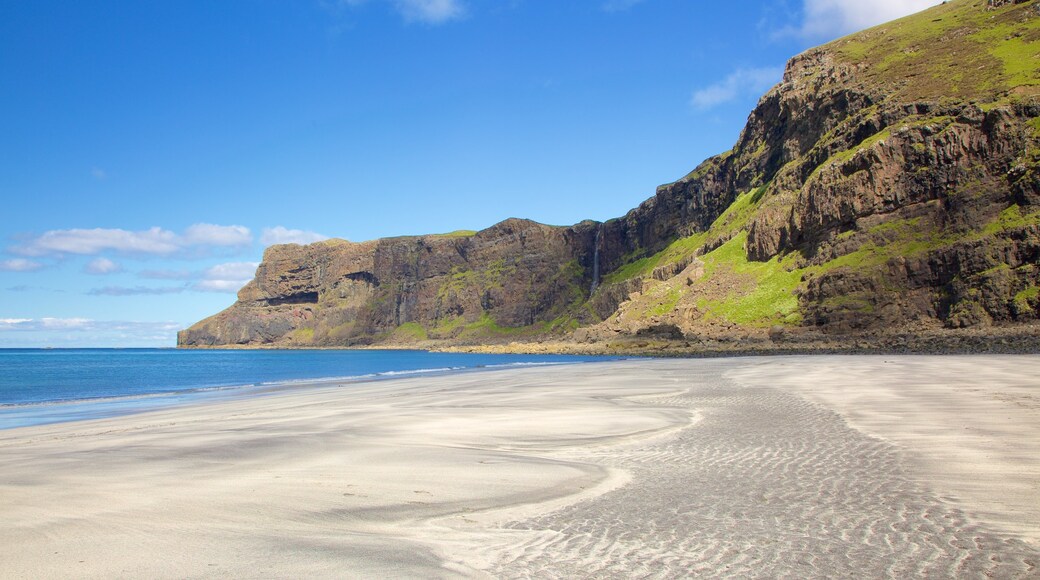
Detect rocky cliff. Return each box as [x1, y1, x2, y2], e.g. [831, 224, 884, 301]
[180, 0, 1040, 349]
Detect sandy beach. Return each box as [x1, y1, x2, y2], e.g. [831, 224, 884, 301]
[1, 356, 1038, 578]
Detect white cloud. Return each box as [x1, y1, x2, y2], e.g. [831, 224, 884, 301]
[0, 318, 32, 325]
[0, 318, 184, 347]
[84, 257, 122, 275]
[182, 223, 253, 247]
[261, 226, 330, 246]
[0, 258, 44, 272]
[393, 0, 464, 23]
[204, 261, 260, 280]
[797, 0, 943, 39]
[194, 280, 249, 292]
[12, 223, 254, 258]
[193, 261, 260, 293]
[0, 317, 94, 330]
[16, 226, 180, 256]
[40, 317, 93, 329]
[691, 66, 783, 110]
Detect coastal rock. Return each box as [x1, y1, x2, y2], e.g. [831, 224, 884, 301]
[180, 0, 1040, 350]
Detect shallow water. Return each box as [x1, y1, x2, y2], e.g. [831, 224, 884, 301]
[0, 348, 612, 429]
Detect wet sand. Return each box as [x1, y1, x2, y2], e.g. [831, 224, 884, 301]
[1, 356, 1038, 578]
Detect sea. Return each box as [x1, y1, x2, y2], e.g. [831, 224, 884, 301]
[0, 348, 615, 430]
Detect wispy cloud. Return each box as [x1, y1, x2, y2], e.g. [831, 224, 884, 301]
[395, 0, 464, 23]
[261, 226, 330, 246]
[0, 258, 44, 272]
[0, 318, 34, 327]
[182, 223, 253, 247]
[88, 261, 257, 294]
[691, 66, 783, 110]
[193, 261, 260, 293]
[91, 167, 107, 180]
[0, 318, 184, 346]
[11, 223, 253, 258]
[333, 0, 465, 24]
[0, 317, 96, 330]
[88, 285, 186, 296]
[15, 227, 180, 256]
[602, 0, 647, 12]
[794, 0, 943, 39]
[84, 257, 122, 275]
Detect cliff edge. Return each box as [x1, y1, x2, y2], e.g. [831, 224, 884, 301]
[180, 0, 1040, 350]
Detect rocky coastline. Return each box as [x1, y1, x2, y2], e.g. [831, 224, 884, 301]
[179, 1, 1040, 354]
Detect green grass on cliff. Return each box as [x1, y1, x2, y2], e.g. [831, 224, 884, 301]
[600, 186, 770, 287]
[429, 230, 477, 239]
[1015, 285, 1040, 313]
[391, 322, 429, 341]
[694, 233, 804, 326]
[707, 185, 769, 242]
[983, 204, 1040, 235]
[602, 232, 707, 285]
[436, 259, 515, 301]
[831, 0, 1040, 102]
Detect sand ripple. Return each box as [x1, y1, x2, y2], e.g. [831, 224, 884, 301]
[2, 357, 1038, 578]
[484, 365, 1039, 578]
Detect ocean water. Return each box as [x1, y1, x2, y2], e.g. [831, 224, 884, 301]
[0, 348, 613, 429]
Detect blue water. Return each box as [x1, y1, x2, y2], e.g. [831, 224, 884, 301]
[0, 348, 614, 429]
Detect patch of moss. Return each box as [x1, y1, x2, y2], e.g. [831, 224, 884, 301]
[432, 315, 466, 336]
[1028, 116, 1040, 139]
[644, 286, 683, 317]
[430, 230, 477, 238]
[459, 313, 530, 339]
[602, 231, 708, 285]
[1014, 285, 1040, 314]
[695, 232, 804, 326]
[544, 313, 582, 333]
[820, 294, 876, 313]
[436, 259, 516, 301]
[706, 185, 770, 242]
[680, 150, 731, 182]
[392, 322, 428, 341]
[982, 204, 1040, 235]
[291, 327, 315, 342]
[602, 252, 655, 285]
[810, 127, 893, 181]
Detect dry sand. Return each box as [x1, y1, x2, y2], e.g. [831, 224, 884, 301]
[1, 356, 1038, 578]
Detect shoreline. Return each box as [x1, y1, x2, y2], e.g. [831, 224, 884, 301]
[0, 356, 617, 431]
[175, 321, 1040, 356]
[2, 356, 1038, 577]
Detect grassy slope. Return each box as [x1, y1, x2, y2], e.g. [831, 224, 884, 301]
[587, 0, 1040, 332]
[832, 0, 1040, 102]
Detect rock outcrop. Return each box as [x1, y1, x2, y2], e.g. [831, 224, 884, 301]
[180, 0, 1040, 349]
[179, 220, 601, 346]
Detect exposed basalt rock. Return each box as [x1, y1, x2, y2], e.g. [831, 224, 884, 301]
[181, 0, 1040, 349]
[180, 220, 604, 346]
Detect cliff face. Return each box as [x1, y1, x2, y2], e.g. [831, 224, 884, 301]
[180, 0, 1040, 348]
[179, 220, 602, 346]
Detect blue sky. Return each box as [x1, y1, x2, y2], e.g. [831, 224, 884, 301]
[0, 0, 942, 347]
